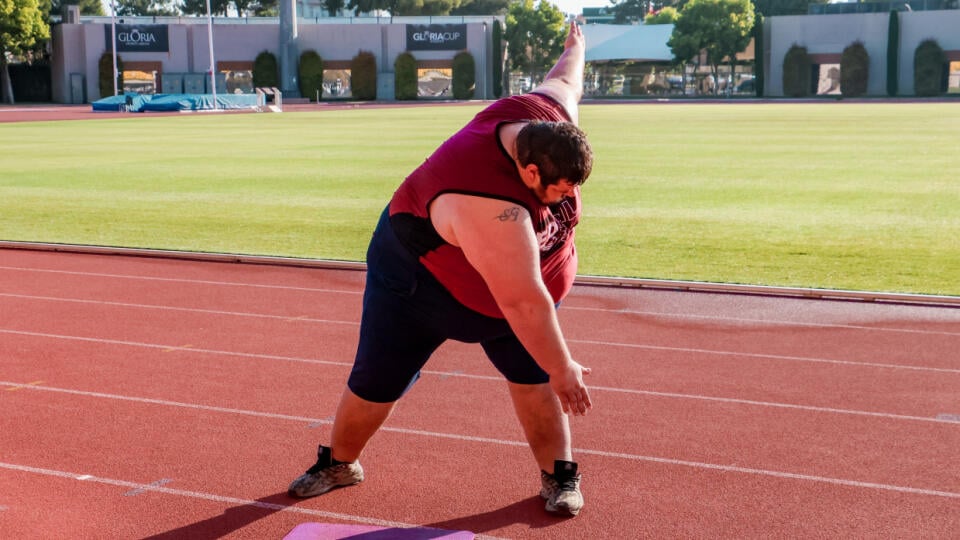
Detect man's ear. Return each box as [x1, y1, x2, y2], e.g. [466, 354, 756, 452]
[521, 163, 541, 188]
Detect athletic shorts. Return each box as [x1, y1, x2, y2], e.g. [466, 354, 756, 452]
[347, 208, 550, 403]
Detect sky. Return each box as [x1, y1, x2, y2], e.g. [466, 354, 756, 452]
[552, 0, 610, 17]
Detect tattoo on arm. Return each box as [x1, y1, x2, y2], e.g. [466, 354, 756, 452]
[496, 207, 522, 222]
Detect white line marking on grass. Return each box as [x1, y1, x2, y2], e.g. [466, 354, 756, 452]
[0, 266, 362, 295]
[0, 293, 360, 326]
[2, 381, 959, 501]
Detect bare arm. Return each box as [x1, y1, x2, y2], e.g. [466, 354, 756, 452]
[533, 21, 586, 125]
[431, 193, 591, 415]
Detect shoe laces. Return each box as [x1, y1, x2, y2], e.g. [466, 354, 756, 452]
[557, 474, 580, 492]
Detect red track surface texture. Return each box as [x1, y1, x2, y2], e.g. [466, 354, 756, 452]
[1, 248, 959, 539]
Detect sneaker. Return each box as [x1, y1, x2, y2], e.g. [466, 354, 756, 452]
[540, 460, 583, 516]
[288, 445, 364, 498]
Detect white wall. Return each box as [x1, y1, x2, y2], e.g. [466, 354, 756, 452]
[766, 10, 960, 97]
[53, 18, 499, 103]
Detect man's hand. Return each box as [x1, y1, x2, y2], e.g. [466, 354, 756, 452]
[564, 20, 585, 52]
[550, 360, 592, 416]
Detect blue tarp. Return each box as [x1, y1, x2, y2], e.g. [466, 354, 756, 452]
[91, 93, 259, 113]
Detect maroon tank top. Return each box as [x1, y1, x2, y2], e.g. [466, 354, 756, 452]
[388, 93, 581, 318]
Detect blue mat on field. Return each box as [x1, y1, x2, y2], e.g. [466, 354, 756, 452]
[92, 93, 259, 112]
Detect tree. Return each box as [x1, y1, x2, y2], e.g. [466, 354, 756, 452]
[181, 0, 230, 15]
[322, 0, 345, 16]
[1, 0, 49, 104]
[347, 0, 463, 15]
[610, 0, 651, 24]
[48, 0, 102, 21]
[751, 0, 826, 17]
[667, 0, 754, 95]
[451, 0, 508, 15]
[504, 0, 565, 84]
[114, 0, 178, 16]
[609, 1, 686, 24]
[644, 6, 678, 24]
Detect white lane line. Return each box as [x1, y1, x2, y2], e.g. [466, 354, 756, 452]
[4, 265, 959, 334]
[0, 462, 513, 539]
[0, 293, 359, 326]
[2, 329, 958, 423]
[1, 292, 956, 375]
[566, 306, 960, 336]
[2, 384, 957, 501]
[0, 266, 362, 295]
[0, 328, 350, 368]
[569, 339, 960, 375]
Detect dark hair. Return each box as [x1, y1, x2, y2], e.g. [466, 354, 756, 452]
[515, 121, 593, 188]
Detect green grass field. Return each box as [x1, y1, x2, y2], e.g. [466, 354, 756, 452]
[1, 102, 958, 296]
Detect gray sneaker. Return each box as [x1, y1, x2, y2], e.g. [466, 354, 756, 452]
[540, 460, 583, 516]
[288, 445, 364, 498]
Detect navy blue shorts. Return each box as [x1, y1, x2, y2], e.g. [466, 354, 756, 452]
[347, 208, 550, 403]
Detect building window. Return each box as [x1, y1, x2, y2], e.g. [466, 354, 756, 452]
[816, 64, 841, 95]
[224, 70, 253, 94]
[323, 69, 350, 98]
[418, 68, 452, 98]
[123, 70, 156, 94]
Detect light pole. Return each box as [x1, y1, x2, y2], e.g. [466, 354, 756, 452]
[206, 0, 218, 109]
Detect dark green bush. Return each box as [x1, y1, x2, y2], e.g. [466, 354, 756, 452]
[840, 41, 869, 97]
[753, 14, 764, 97]
[452, 51, 475, 100]
[98, 51, 123, 98]
[299, 50, 324, 102]
[394, 52, 418, 101]
[252, 50, 279, 88]
[492, 20, 504, 98]
[886, 10, 899, 97]
[351, 50, 377, 100]
[914, 39, 946, 97]
[782, 44, 810, 97]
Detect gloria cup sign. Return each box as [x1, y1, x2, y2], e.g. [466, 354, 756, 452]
[406, 24, 467, 51]
[105, 24, 169, 53]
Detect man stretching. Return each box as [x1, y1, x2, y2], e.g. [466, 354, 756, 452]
[289, 21, 594, 516]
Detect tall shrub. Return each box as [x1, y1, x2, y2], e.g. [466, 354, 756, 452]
[782, 44, 810, 97]
[753, 14, 764, 97]
[452, 51, 475, 100]
[252, 51, 279, 88]
[298, 50, 324, 102]
[840, 41, 869, 97]
[914, 39, 946, 97]
[98, 51, 123, 97]
[394, 52, 418, 101]
[492, 20, 504, 98]
[351, 50, 377, 100]
[886, 10, 899, 97]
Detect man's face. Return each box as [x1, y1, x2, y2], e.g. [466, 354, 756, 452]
[533, 179, 578, 205]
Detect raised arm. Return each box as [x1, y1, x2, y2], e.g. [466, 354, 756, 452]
[533, 21, 586, 124]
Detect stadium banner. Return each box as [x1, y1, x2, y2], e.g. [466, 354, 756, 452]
[104, 24, 169, 53]
[406, 24, 467, 51]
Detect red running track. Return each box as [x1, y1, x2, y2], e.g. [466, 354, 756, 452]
[1, 247, 959, 539]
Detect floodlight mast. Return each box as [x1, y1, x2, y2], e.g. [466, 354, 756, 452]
[206, 0, 218, 110]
